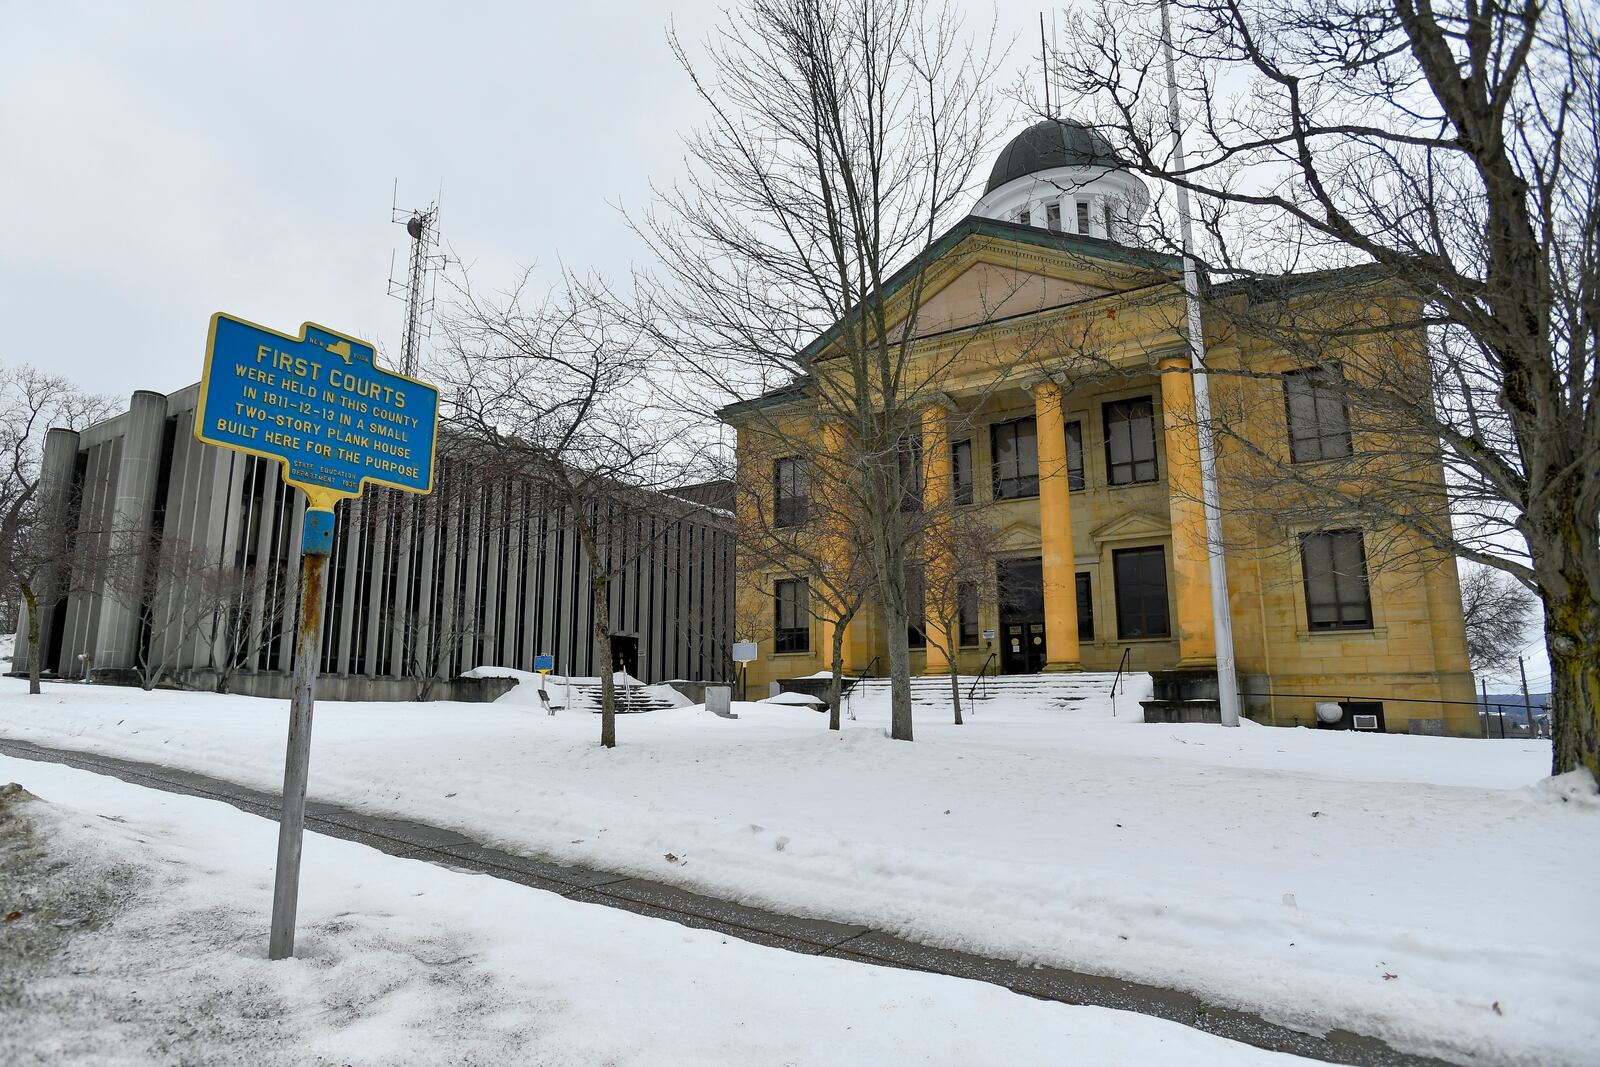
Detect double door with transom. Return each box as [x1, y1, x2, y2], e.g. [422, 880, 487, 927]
[997, 557, 1048, 674]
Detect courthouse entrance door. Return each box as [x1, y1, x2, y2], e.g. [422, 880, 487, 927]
[997, 557, 1047, 674]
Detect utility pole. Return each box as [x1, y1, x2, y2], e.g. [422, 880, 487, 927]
[1519, 656, 1537, 739]
[1159, 0, 1239, 727]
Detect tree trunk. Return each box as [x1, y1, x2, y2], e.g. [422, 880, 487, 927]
[828, 625, 846, 731]
[884, 609, 913, 741]
[21, 582, 40, 696]
[948, 665, 963, 726]
[866, 492, 914, 741]
[1546, 591, 1600, 783]
[595, 574, 615, 748]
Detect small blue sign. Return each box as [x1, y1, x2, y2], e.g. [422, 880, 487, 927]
[196, 313, 438, 508]
[534, 654, 555, 673]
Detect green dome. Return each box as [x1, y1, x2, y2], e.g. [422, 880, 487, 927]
[984, 119, 1123, 193]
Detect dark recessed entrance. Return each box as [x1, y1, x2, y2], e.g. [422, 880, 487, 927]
[997, 557, 1047, 674]
[610, 635, 640, 678]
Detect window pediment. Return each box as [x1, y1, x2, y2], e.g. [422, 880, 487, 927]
[1089, 510, 1169, 544]
[994, 519, 1042, 552]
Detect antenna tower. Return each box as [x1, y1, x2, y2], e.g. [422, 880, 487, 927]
[387, 183, 448, 377]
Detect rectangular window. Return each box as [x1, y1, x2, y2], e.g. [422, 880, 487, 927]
[1300, 531, 1373, 630]
[1076, 201, 1091, 233]
[898, 432, 923, 512]
[990, 416, 1040, 499]
[1103, 203, 1114, 237]
[1113, 547, 1170, 638]
[1017, 207, 1031, 227]
[951, 438, 974, 506]
[906, 564, 926, 649]
[1065, 420, 1085, 491]
[773, 456, 807, 527]
[774, 578, 811, 653]
[957, 582, 980, 647]
[1103, 397, 1158, 485]
[1075, 572, 1095, 641]
[1045, 202, 1062, 232]
[1284, 367, 1353, 462]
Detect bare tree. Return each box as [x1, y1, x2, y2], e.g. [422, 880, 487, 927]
[205, 563, 295, 695]
[0, 365, 113, 694]
[392, 598, 480, 701]
[1459, 564, 1537, 676]
[1052, 0, 1600, 778]
[722, 435, 874, 727]
[97, 536, 232, 691]
[633, 0, 1016, 741]
[919, 503, 1005, 725]
[439, 276, 708, 747]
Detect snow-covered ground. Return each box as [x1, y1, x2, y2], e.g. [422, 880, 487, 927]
[1, 754, 1319, 1066]
[0, 672, 1592, 1066]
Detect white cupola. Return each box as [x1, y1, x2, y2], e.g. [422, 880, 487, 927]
[970, 118, 1149, 244]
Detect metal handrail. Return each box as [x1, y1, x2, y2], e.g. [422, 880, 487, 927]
[842, 656, 880, 720]
[1110, 646, 1132, 716]
[967, 652, 997, 703]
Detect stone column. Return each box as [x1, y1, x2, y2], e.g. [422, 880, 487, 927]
[920, 404, 955, 675]
[1033, 382, 1081, 670]
[94, 391, 169, 670]
[1159, 354, 1218, 666]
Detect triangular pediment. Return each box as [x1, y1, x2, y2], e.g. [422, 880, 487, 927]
[1089, 510, 1170, 544]
[994, 518, 1043, 552]
[799, 216, 1178, 363]
[894, 257, 1111, 339]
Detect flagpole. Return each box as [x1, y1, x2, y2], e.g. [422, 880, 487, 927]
[1159, 0, 1240, 727]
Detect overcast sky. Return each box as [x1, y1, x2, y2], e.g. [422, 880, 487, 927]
[1, 1, 1044, 398]
[0, 3, 1549, 693]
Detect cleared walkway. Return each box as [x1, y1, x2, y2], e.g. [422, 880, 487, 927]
[0, 735, 1451, 1067]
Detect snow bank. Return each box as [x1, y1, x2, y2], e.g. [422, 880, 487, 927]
[759, 691, 826, 707]
[1, 754, 1316, 1066]
[459, 667, 692, 711]
[0, 675, 1587, 1065]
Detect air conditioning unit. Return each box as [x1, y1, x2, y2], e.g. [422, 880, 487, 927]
[1352, 714, 1379, 731]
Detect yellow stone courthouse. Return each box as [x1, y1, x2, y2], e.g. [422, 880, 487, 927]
[720, 120, 1478, 735]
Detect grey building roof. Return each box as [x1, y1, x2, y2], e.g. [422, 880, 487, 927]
[984, 118, 1125, 194]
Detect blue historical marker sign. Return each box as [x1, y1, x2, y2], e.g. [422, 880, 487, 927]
[196, 313, 438, 510]
[534, 654, 555, 673]
[196, 312, 440, 961]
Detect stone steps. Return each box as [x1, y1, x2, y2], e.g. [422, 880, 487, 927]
[842, 672, 1124, 709]
[558, 682, 678, 715]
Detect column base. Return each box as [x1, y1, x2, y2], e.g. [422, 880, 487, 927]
[1042, 660, 1085, 673]
[1175, 657, 1218, 670]
[922, 663, 953, 677]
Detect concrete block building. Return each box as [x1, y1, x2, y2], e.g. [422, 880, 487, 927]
[17, 382, 735, 696]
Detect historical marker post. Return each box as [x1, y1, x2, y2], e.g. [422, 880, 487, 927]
[195, 313, 439, 960]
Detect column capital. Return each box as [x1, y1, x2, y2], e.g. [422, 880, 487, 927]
[1156, 347, 1192, 373]
[1022, 372, 1069, 397]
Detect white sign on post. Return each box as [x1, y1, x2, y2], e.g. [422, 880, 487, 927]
[732, 640, 758, 663]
